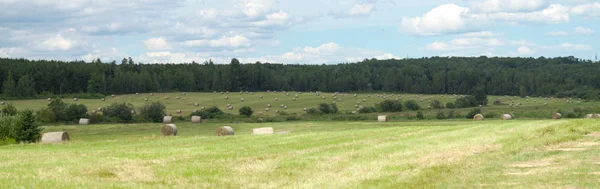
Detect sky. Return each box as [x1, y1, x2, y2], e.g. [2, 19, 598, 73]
[0, 0, 599, 64]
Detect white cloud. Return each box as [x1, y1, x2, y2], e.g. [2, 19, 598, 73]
[182, 35, 251, 48]
[401, 4, 486, 36]
[517, 46, 535, 55]
[0, 47, 24, 58]
[143, 37, 172, 51]
[426, 42, 450, 51]
[574, 26, 595, 35]
[571, 3, 600, 18]
[349, 4, 374, 16]
[38, 35, 75, 51]
[484, 4, 570, 24]
[426, 37, 503, 52]
[472, 0, 548, 13]
[547, 31, 568, 36]
[242, 0, 276, 19]
[558, 43, 593, 51]
[461, 31, 498, 38]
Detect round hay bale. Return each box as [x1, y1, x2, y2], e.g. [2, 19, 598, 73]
[144, 98, 148, 101]
[585, 114, 594, 119]
[226, 104, 231, 107]
[177, 110, 182, 114]
[258, 111, 263, 115]
[101, 98, 105, 101]
[79, 118, 90, 125]
[303, 108, 308, 111]
[182, 92, 187, 95]
[176, 96, 180, 99]
[200, 106, 205, 110]
[194, 103, 199, 106]
[284, 106, 288, 109]
[47, 98, 52, 101]
[257, 118, 264, 122]
[191, 116, 202, 123]
[322, 96, 326, 99]
[41, 132, 70, 144]
[553, 113, 562, 119]
[150, 93, 154, 96]
[224, 96, 229, 100]
[161, 124, 177, 136]
[111, 94, 115, 97]
[241, 98, 244, 102]
[265, 108, 270, 111]
[163, 116, 173, 123]
[377, 115, 388, 122]
[136, 93, 139, 95]
[228, 106, 233, 110]
[267, 104, 272, 107]
[500, 114, 513, 120]
[216, 126, 234, 136]
[259, 96, 263, 99]
[274, 98, 278, 101]
[164, 97, 169, 99]
[73, 98, 78, 101]
[292, 98, 297, 101]
[473, 114, 484, 121]
[594, 114, 600, 119]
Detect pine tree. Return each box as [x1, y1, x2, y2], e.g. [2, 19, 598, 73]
[15, 110, 42, 143]
[16, 75, 36, 98]
[2, 72, 16, 97]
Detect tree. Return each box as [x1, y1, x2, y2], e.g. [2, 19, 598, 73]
[102, 103, 134, 123]
[318, 103, 338, 114]
[472, 86, 488, 106]
[1, 104, 18, 116]
[404, 100, 421, 111]
[16, 75, 36, 98]
[430, 100, 443, 109]
[239, 106, 254, 117]
[139, 102, 166, 123]
[66, 104, 88, 122]
[2, 72, 16, 97]
[15, 110, 42, 143]
[378, 100, 403, 112]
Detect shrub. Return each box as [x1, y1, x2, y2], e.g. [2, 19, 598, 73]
[378, 100, 403, 112]
[436, 111, 447, 119]
[404, 100, 421, 111]
[239, 106, 253, 117]
[1, 104, 18, 116]
[465, 108, 482, 119]
[455, 96, 478, 108]
[416, 111, 425, 120]
[484, 112, 498, 119]
[102, 102, 134, 123]
[66, 104, 88, 122]
[358, 106, 377, 113]
[431, 100, 443, 109]
[445, 102, 455, 109]
[47, 99, 68, 122]
[306, 108, 321, 115]
[139, 102, 166, 123]
[0, 110, 42, 144]
[194, 106, 224, 119]
[318, 103, 338, 114]
[286, 115, 301, 121]
[447, 110, 455, 118]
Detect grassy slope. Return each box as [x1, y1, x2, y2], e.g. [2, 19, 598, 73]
[4, 92, 598, 118]
[2, 120, 600, 188]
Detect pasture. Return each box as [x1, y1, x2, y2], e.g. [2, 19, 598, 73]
[3, 92, 597, 119]
[2, 120, 600, 188]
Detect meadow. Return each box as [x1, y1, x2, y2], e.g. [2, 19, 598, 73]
[4, 92, 598, 120]
[1, 119, 600, 188]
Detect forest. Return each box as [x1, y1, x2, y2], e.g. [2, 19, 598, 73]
[1, 56, 599, 99]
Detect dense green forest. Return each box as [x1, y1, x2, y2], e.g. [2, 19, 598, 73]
[1, 56, 599, 99]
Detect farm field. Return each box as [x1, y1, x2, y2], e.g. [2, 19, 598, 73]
[3, 92, 598, 119]
[2, 119, 600, 188]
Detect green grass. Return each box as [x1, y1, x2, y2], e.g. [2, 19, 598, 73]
[4, 92, 599, 119]
[2, 119, 600, 188]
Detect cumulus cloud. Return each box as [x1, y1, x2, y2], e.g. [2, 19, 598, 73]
[571, 2, 600, 18]
[574, 26, 595, 35]
[517, 46, 535, 55]
[547, 31, 568, 36]
[484, 4, 570, 24]
[143, 37, 172, 51]
[471, 0, 549, 13]
[349, 4, 374, 16]
[38, 35, 76, 51]
[182, 35, 251, 49]
[401, 4, 487, 36]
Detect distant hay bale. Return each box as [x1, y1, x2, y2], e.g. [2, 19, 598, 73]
[41, 132, 70, 144]
[594, 114, 600, 119]
[47, 98, 52, 101]
[284, 106, 288, 109]
[280, 104, 285, 107]
[163, 116, 172, 123]
[224, 96, 229, 100]
[136, 93, 139, 95]
[164, 97, 169, 99]
[553, 113, 562, 119]
[258, 111, 263, 115]
[150, 93, 154, 96]
[216, 126, 234, 136]
[275, 98, 279, 101]
[161, 124, 177, 136]
[473, 114, 484, 121]
[265, 108, 270, 111]
[303, 108, 308, 111]
[200, 106, 205, 110]
[585, 114, 594, 119]
[252, 127, 274, 135]
[257, 118, 264, 122]
[111, 94, 115, 97]
[73, 98, 78, 101]
[251, 92, 254, 95]
[194, 103, 199, 106]
[259, 96, 263, 99]
[227, 104, 231, 107]
[228, 106, 234, 110]
[500, 114, 513, 120]
[191, 116, 202, 123]
[267, 104, 272, 107]
[377, 115, 388, 122]
[322, 96, 326, 99]
[182, 92, 186, 95]
[176, 96, 180, 99]
[144, 98, 148, 101]
[292, 98, 297, 101]
[79, 118, 90, 125]
[177, 110, 182, 114]
[101, 98, 105, 101]
[241, 98, 244, 102]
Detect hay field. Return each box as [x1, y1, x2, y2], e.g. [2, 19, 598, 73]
[2, 120, 600, 188]
[4, 92, 597, 118]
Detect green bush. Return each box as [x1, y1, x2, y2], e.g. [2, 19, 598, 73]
[465, 108, 482, 119]
[416, 111, 425, 120]
[404, 100, 421, 111]
[430, 100, 443, 109]
[47, 99, 68, 122]
[436, 111, 447, 119]
[358, 106, 377, 113]
[318, 103, 338, 114]
[239, 106, 254, 117]
[306, 108, 321, 115]
[0, 110, 42, 144]
[66, 104, 88, 122]
[139, 102, 166, 123]
[445, 102, 455, 109]
[455, 96, 478, 108]
[378, 100, 403, 112]
[285, 115, 301, 121]
[102, 102, 134, 123]
[447, 110, 456, 118]
[194, 106, 224, 119]
[1, 104, 18, 116]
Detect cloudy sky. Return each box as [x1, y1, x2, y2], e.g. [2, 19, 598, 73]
[0, 0, 598, 64]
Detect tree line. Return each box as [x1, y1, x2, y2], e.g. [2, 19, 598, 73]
[1, 56, 599, 99]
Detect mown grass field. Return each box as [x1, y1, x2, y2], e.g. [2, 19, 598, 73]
[2, 119, 600, 188]
[4, 92, 599, 119]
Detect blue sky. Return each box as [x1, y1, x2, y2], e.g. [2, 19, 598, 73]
[0, 0, 598, 64]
